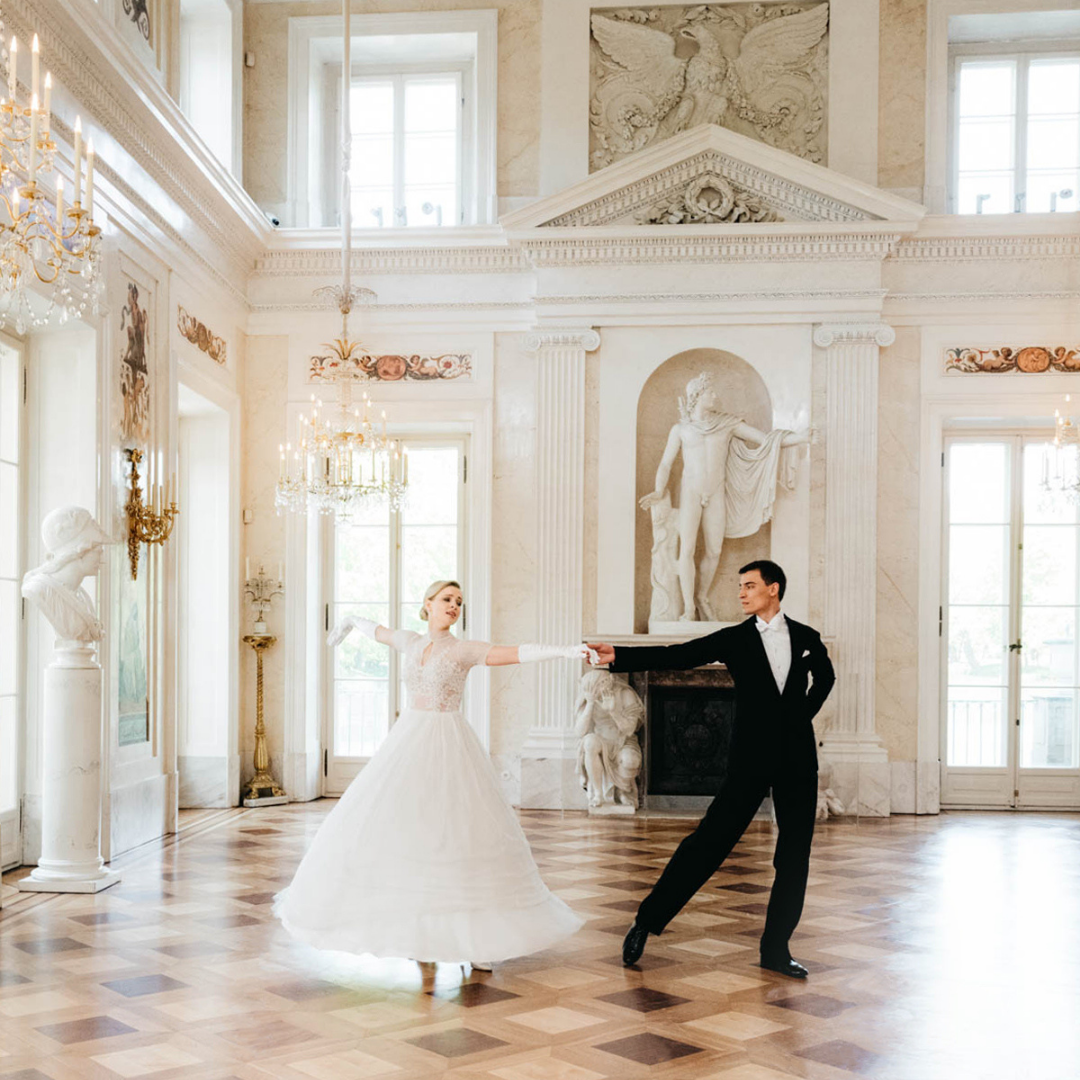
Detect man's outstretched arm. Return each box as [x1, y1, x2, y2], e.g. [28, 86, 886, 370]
[589, 629, 731, 674]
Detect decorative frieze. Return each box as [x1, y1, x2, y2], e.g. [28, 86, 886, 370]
[945, 346, 1080, 374]
[252, 247, 529, 278]
[177, 306, 227, 365]
[308, 351, 472, 383]
[893, 236, 1080, 261]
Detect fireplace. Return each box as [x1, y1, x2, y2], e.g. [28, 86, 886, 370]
[628, 666, 736, 810]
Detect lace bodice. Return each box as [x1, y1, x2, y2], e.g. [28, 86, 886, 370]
[392, 630, 492, 712]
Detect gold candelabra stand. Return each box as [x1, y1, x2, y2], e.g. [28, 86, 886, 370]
[242, 634, 286, 806]
[124, 448, 178, 580]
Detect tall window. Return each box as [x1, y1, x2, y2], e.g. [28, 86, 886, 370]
[0, 338, 23, 865]
[325, 440, 465, 793]
[351, 73, 462, 228]
[953, 52, 1080, 213]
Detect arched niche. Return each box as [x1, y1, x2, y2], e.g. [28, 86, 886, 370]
[634, 348, 773, 632]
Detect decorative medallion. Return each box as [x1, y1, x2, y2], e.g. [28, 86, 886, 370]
[308, 351, 473, 383]
[636, 172, 779, 224]
[177, 306, 227, 365]
[945, 346, 1080, 374]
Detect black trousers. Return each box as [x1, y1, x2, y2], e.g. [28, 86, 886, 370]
[636, 756, 817, 958]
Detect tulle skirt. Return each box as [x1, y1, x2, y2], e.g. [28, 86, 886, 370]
[274, 707, 584, 962]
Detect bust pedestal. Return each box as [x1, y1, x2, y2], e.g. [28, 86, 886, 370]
[19, 642, 119, 894]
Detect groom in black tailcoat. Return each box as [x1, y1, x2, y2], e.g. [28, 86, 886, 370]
[589, 560, 835, 978]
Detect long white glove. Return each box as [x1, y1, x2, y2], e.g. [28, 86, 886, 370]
[327, 615, 379, 648]
[519, 643, 600, 665]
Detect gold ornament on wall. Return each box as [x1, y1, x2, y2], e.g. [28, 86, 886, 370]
[123, 448, 178, 580]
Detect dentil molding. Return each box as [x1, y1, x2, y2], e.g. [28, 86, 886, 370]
[524, 329, 601, 352]
[893, 236, 1080, 261]
[252, 247, 530, 277]
[813, 323, 896, 348]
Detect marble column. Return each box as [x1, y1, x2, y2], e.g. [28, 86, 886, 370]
[813, 322, 894, 816]
[520, 328, 600, 809]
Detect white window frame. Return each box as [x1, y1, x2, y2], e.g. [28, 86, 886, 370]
[287, 9, 497, 230]
[0, 333, 26, 871]
[321, 435, 469, 796]
[948, 43, 1080, 213]
[323, 64, 468, 229]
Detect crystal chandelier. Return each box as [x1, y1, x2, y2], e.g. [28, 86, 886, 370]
[273, 0, 406, 520]
[0, 17, 101, 332]
[1041, 394, 1080, 502]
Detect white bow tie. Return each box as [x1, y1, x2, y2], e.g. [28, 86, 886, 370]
[757, 617, 781, 633]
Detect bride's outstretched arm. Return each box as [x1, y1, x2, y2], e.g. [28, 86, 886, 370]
[485, 643, 600, 668]
[327, 615, 393, 648]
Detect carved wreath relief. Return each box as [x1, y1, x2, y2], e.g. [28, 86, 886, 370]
[589, 2, 829, 172]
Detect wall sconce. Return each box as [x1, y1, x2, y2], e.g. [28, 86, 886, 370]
[124, 447, 178, 580]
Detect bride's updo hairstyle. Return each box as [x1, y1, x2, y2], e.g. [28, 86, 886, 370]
[420, 579, 463, 621]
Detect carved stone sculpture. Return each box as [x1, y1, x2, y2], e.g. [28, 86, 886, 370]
[20, 506, 119, 893]
[640, 371, 806, 626]
[575, 670, 645, 813]
[636, 173, 780, 225]
[589, 3, 829, 172]
[816, 761, 845, 820]
[21, 506, 110, 648]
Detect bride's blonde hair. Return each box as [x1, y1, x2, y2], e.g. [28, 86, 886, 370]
[420, 579, 463, 621]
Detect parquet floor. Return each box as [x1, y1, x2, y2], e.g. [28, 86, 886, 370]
[2, 805, 1079, 1080]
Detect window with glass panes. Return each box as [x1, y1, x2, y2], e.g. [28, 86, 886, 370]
[350, 72, 462, 228]
[0, 339, 22, 858]
[329, 440, 464, 763]
[952, 51, 1080, 213]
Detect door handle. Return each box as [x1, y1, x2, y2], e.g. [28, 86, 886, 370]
[1008, 641, 1022, 652]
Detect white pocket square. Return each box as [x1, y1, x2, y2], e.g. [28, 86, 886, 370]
[802, 649, 811, 658]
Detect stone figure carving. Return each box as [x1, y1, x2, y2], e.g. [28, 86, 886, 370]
[589, 3, 829, 171]
[816, 761, 845, 820]
[641, 372, 807, 624]
[21, 506, 112, 647]
[636, 173, 779, 225]
[575, 670, 645, 812]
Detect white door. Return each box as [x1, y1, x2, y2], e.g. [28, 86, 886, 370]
[323, 438, 466, 795]
[0, 335, 25, 870]
[942, 434, 1080, 808]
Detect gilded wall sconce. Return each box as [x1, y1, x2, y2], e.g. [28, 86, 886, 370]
[124, 447, 178, 580]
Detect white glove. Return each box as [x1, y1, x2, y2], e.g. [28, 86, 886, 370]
[327, 616, 379, 648]
[519, 643, 600, 665]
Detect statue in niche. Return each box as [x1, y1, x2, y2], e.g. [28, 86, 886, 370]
[589, 2, 829, 171]
[641, 371, 808, 624]
[575, 670, 645, 813]
[22, 507, 112, 646]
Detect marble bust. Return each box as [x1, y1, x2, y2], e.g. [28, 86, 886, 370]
[21, 506, 112, 646]
[575, 670, 645, 812]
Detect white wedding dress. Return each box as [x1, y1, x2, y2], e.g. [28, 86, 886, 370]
[274, 629, 584, 962]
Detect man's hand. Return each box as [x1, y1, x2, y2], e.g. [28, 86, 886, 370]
[587, 643, 615, 666]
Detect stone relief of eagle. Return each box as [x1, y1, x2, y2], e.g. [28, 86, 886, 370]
[589, 4, 829, 171]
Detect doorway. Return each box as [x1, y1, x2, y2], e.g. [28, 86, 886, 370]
[942, 433, 1080, 808]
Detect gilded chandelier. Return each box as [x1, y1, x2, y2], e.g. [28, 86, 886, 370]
[273, 0, 407, 520]
[0, 16, 101, 332]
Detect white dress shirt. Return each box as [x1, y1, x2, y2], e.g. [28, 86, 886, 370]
[755, 611, 792, 693]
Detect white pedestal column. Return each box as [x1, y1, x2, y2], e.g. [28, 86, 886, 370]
[813, 322, 894, 817]
[520, 328, 599, 810]
[19, 642, 120, 893]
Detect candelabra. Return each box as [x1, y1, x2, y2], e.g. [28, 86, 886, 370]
[124, 448, 178, 580]
[0, 18, 101, 331]
[241, 633, 286, 806]
[244, 561, 283, 634]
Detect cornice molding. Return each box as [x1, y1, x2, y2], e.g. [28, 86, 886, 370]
[252, 247, 530, 277]
[814, 323, 896, 348]
[524, 329, 601, 352]
[893, 236, 1080, 261]
[537, 290, 889, 305]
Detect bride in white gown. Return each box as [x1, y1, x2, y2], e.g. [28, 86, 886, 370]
[274, 580, 589, 967]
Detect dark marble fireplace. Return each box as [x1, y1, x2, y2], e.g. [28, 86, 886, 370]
[628, 666, 736, 811]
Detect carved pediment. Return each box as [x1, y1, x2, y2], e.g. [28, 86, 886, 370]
[502, 125, 925, 230]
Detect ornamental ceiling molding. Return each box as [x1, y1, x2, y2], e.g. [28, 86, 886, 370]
[519, 233, 903, 266]
[252, 247, 530, 277]
[543, 151, 867, 227]
[536, 289, 888, 305]
[893, 236, 1080, 261]
[8, 0, 264, 282]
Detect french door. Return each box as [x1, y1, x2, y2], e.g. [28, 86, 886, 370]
[942, 434, 1080, 808]
[322, 438, 466, 795]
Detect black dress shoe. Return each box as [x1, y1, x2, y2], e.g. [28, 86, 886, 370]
[760, 956, 808, 979]
[622, 922, 649, 966]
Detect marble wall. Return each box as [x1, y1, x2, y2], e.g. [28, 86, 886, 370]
[876, 328, 921, 764]
[242, 0, 542, 219]
[878, 0, 927, 200]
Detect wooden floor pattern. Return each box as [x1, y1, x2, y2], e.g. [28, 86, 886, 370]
[2, 805, 1079, 1080]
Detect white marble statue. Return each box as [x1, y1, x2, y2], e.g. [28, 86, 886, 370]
[816, 761, 845, 821]
[21, 506, 111, 647]
[575, 670, 645, 813]
[640, 371, 808, 624]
